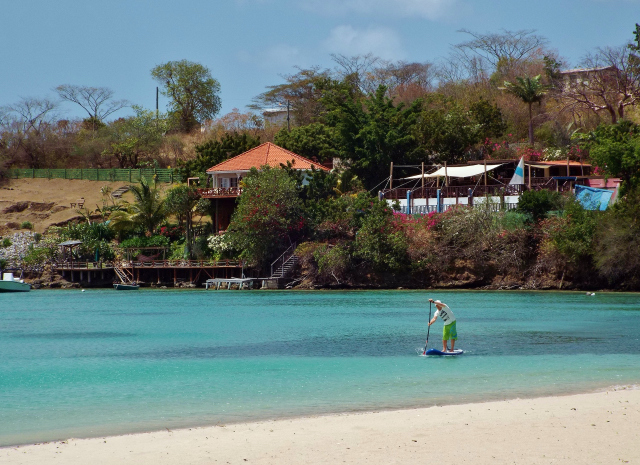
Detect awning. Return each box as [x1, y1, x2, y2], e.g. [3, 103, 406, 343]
[525, 164, 552, 169]
[405, 164, 503, 179]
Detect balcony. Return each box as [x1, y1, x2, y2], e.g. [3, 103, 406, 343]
[197, 187, 243, 198]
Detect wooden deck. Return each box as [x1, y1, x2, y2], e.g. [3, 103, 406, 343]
[52, 259, 245, 271]
[52, 260, 247, 286]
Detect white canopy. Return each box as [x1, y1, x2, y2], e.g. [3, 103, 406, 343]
[404, 163, 503, 179]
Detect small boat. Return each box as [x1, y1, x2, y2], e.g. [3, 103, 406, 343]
[0, 271, 31, 292]
[113, 283, 140, 290]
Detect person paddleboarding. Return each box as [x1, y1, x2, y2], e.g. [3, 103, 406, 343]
[427, 299, 457, 353]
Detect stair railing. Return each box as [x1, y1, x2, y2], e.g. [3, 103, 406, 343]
[270, 243, 297, 278]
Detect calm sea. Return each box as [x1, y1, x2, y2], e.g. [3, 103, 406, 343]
[1, 289, 639, 446]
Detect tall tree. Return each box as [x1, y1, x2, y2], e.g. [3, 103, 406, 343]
[226, 166, 304, 268]
[322, 83, 423, 189]
[503, 75, 548, 144]
[559, 46, 640, 124]
[55, 85, 129, 130]
[151, 60, 221, 133]
[102, 106, 168, 168]
[164, 184, 201, 258]
[0, 97, 60, 168]
[250, 67, 331, 127]
[178, 132, 261, 181]
[455, 29, 548, 76]
[582, 120, 640, 194]
[274, 123, 338, 162]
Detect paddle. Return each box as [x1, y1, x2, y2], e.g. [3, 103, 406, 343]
[423, 301, 432, 355]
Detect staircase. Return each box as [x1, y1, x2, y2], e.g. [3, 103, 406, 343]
[111, 186, 130, 199]
[271, 255, 299, 278]
[270, 244, 299, 279]
[114, 263, 135, 284]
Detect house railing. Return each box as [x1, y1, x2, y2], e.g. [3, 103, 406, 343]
[52, 259, 245, 270]
[381, 177, 579, 200]
[197, 187, 243, 198]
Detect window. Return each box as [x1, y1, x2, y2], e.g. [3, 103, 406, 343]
[220, 177, 238, 188]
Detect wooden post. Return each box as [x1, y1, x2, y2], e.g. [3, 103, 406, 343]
[567, 157, 570, 177]
[421, 162, 424, 196]
[173, 268, 176, 286]
[528, 164, 532, 190]
[444, 162, 448, 187]
[484, 160, 487, 187]
[215, 199, 219, 234]
[389, 162, 393, 190]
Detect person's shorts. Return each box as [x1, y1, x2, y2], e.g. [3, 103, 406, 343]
[443, 321, 457, 340]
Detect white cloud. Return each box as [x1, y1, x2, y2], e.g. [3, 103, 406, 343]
[323, 25, 405, 60]
[303, 0, 458, 20]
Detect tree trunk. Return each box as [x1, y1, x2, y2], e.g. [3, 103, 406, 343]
[607, 104, 617, 124]
[528, 103, 534, 145]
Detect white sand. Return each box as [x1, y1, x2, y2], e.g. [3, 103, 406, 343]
[2, 387, 638, 465]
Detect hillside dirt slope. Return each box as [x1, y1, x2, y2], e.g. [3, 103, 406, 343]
[0, 178, 169, 234]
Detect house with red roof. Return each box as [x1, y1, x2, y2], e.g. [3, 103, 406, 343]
[198, 142, 329, 232]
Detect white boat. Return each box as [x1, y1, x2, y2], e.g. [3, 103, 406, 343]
[0, 272, 31, 292]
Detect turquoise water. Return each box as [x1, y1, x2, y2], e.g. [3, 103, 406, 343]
[1, 290, 639, 446]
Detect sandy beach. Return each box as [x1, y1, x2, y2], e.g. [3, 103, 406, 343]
[2, 386, 638, 465]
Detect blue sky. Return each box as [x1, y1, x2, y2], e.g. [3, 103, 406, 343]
[1, 0, 637, 121]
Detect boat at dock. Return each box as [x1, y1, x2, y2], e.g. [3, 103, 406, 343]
[113, 283, 140, 290]
[0, 272, 31, 292]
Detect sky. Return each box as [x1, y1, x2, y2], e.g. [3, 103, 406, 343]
[0, 0, 638, 122]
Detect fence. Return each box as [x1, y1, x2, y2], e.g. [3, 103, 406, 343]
[7, 168, 177, 183]
[398, 202, 518, 215]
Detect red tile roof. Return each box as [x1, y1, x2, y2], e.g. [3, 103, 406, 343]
[206, 142, 330, 173]
[535, 161, 591, 167]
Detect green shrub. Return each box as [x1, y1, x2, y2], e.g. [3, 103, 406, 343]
[315, 243, 351, 282]
[169, 241, 186, 260]
[0, 258, 7, 270]
[120, 235, 170, 249]
[20, 221, 33, 230]
[34, 233, 42, 243]
[517, 190, 563, 222]
[1, 238, 11, 248]
[594, 189, 640, 288]
[22, 246, 53, 267]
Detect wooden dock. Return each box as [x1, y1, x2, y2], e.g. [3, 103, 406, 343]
[52, 259, 246, 286]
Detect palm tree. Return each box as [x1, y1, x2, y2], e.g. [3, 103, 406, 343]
[503, 75, 548, 145]
[109, 177, 166, 235]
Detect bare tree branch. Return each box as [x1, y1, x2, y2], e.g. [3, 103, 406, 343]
[55, 84, 129, 121]
[456, 29, 549, 68]
[557, 45, 640, 123]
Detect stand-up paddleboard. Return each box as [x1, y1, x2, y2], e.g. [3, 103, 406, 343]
[422, 348, 464, 356]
